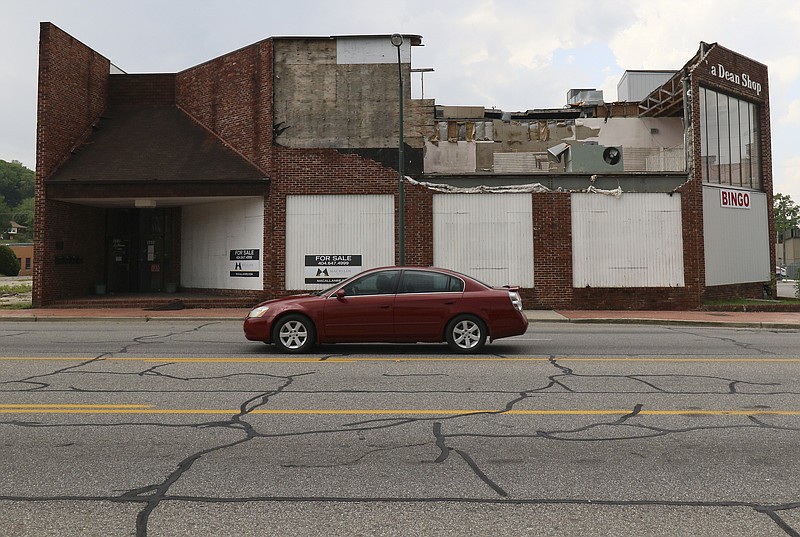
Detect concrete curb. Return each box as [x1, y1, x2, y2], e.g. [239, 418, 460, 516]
[556, 317, 800, 330]
[1, 310, 798, 330]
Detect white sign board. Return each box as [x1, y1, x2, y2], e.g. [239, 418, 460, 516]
[230, 249, 260, 277]
[719, 189, 751, 210]
[304, 255, 362, 284]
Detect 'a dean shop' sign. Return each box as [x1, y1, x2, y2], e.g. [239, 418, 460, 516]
[710, 63, 762, 96]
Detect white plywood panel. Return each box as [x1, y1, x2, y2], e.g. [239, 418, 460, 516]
[572, 193, 684, 287]
[433, 194, 534, 287]
[286, 195, 395, 289]
[703, 187, 770, 286]
[336, 37, 409, 64]
[181, 198, 264, 290]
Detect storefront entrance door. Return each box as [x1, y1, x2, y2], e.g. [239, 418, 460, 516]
[105, 208, 175, 293]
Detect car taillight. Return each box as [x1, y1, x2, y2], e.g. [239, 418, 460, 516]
[508, 290, 523, 312]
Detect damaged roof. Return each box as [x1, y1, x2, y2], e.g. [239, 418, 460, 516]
[47, 105, 268, 183]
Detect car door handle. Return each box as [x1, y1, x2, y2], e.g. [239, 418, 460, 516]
[380, 305, 391, 309]
[443, 301, 455, 305]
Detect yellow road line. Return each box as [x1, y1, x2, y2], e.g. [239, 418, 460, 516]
[1, 407, 800, 416]
[2, 356, 800, 363]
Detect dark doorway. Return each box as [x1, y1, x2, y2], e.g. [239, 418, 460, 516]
[106, 208, 176, 293]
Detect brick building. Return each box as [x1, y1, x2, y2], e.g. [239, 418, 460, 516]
[34, 23, 774, 309]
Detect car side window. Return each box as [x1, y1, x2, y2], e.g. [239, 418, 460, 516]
[398, 270, 464, 294]
[341, 270, 399, 296]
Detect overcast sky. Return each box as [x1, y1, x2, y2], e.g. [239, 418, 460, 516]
[3, 0, 800, 204]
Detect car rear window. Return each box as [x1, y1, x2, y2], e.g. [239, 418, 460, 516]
[398, 270, 464, 293]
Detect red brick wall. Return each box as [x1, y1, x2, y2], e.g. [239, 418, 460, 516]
[35, 31, 773, 311]
[174, 39, 431, 297]
[688, 44, 773, 303]
[35, 23, 110, 305]
[108, 74, 176, 106]
[268, 147, 428, 294]
[176, 40, 273, 173]
[40, 202, 106, 301]
[532, 192, 573, 308]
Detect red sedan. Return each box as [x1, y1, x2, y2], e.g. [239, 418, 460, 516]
[243, 266, 528, 353]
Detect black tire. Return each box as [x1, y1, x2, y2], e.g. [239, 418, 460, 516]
[445, 315, 487, 353]
[272, 314, 316, 353]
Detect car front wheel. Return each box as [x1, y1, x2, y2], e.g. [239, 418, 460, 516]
[446, 315, 487, 353]
[272, 314, 316, 353]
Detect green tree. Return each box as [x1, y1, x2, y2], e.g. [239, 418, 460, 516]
[774, 192, 800, 267]
[0, 245, 20, 276]
[0, 160, 35, 208]
[0, 196, 12, 236]
[12, 197, 35, 227]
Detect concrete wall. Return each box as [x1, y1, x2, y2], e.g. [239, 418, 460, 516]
[424, 117, 685, 174]
[272, 38, 432, 151]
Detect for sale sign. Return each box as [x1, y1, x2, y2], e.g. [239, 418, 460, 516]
[230, 249, 260, 277]
[304, 255, 362, 284]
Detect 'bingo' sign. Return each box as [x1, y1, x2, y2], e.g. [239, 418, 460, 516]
[719, 189, 751, 210]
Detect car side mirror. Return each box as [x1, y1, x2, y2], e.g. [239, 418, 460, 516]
[336, 289, 346, 300]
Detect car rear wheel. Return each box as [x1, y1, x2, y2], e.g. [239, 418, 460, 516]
[446, 315, 487, 353]
[273, 314, 316, 353]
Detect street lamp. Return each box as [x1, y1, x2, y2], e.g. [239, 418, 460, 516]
[391, 33, 405, 265]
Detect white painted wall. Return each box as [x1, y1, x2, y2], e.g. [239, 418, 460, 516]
[573, 117, 685, 148]
[433, 194, 534, 287]
[424, 140, 478, 173]
[572, 193, 685, 287]
[336, 37, 410, 64]
[285, 195, 395, 289]
[703, 186, 770, 285]
[181, 198, 264, 290]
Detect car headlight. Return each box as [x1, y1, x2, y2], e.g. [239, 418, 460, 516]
[508, 291, 523, 312]
[247, 305, 270, 318]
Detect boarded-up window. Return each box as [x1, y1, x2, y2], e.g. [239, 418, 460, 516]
[433, 194, 533, 287]
[572, 193, 684, 287]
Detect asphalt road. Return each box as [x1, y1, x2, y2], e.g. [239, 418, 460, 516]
[1, 320, 800, 536]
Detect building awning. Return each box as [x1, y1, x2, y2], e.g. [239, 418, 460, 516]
[46, 105, 269, 201]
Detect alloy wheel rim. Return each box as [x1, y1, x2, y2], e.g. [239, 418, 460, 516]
[280, 321, 307, 349]
[453, 320, 480, 349]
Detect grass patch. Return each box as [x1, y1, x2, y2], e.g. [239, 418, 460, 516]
[0, 283, 32, 294]
[0, 302, 32, 310]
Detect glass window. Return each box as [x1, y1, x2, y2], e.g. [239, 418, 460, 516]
[341, 270, 399, 296]
[729, 98, 741, 186]
[699, 87, 761, 190]
[748, 104, 760, 189]
[739, 101, 752, 186]
[398, 270, 464, 294]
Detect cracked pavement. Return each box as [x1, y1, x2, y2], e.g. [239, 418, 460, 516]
[1, 320, 799, 536]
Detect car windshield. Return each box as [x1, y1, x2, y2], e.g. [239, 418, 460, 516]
[313, 281, 345, 296]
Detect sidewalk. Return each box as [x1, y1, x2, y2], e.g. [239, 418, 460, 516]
[1, 307, 799, 329]
[531, 309, 800, 329]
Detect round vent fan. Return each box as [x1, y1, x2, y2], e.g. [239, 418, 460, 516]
[603, 147, 621, 165]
